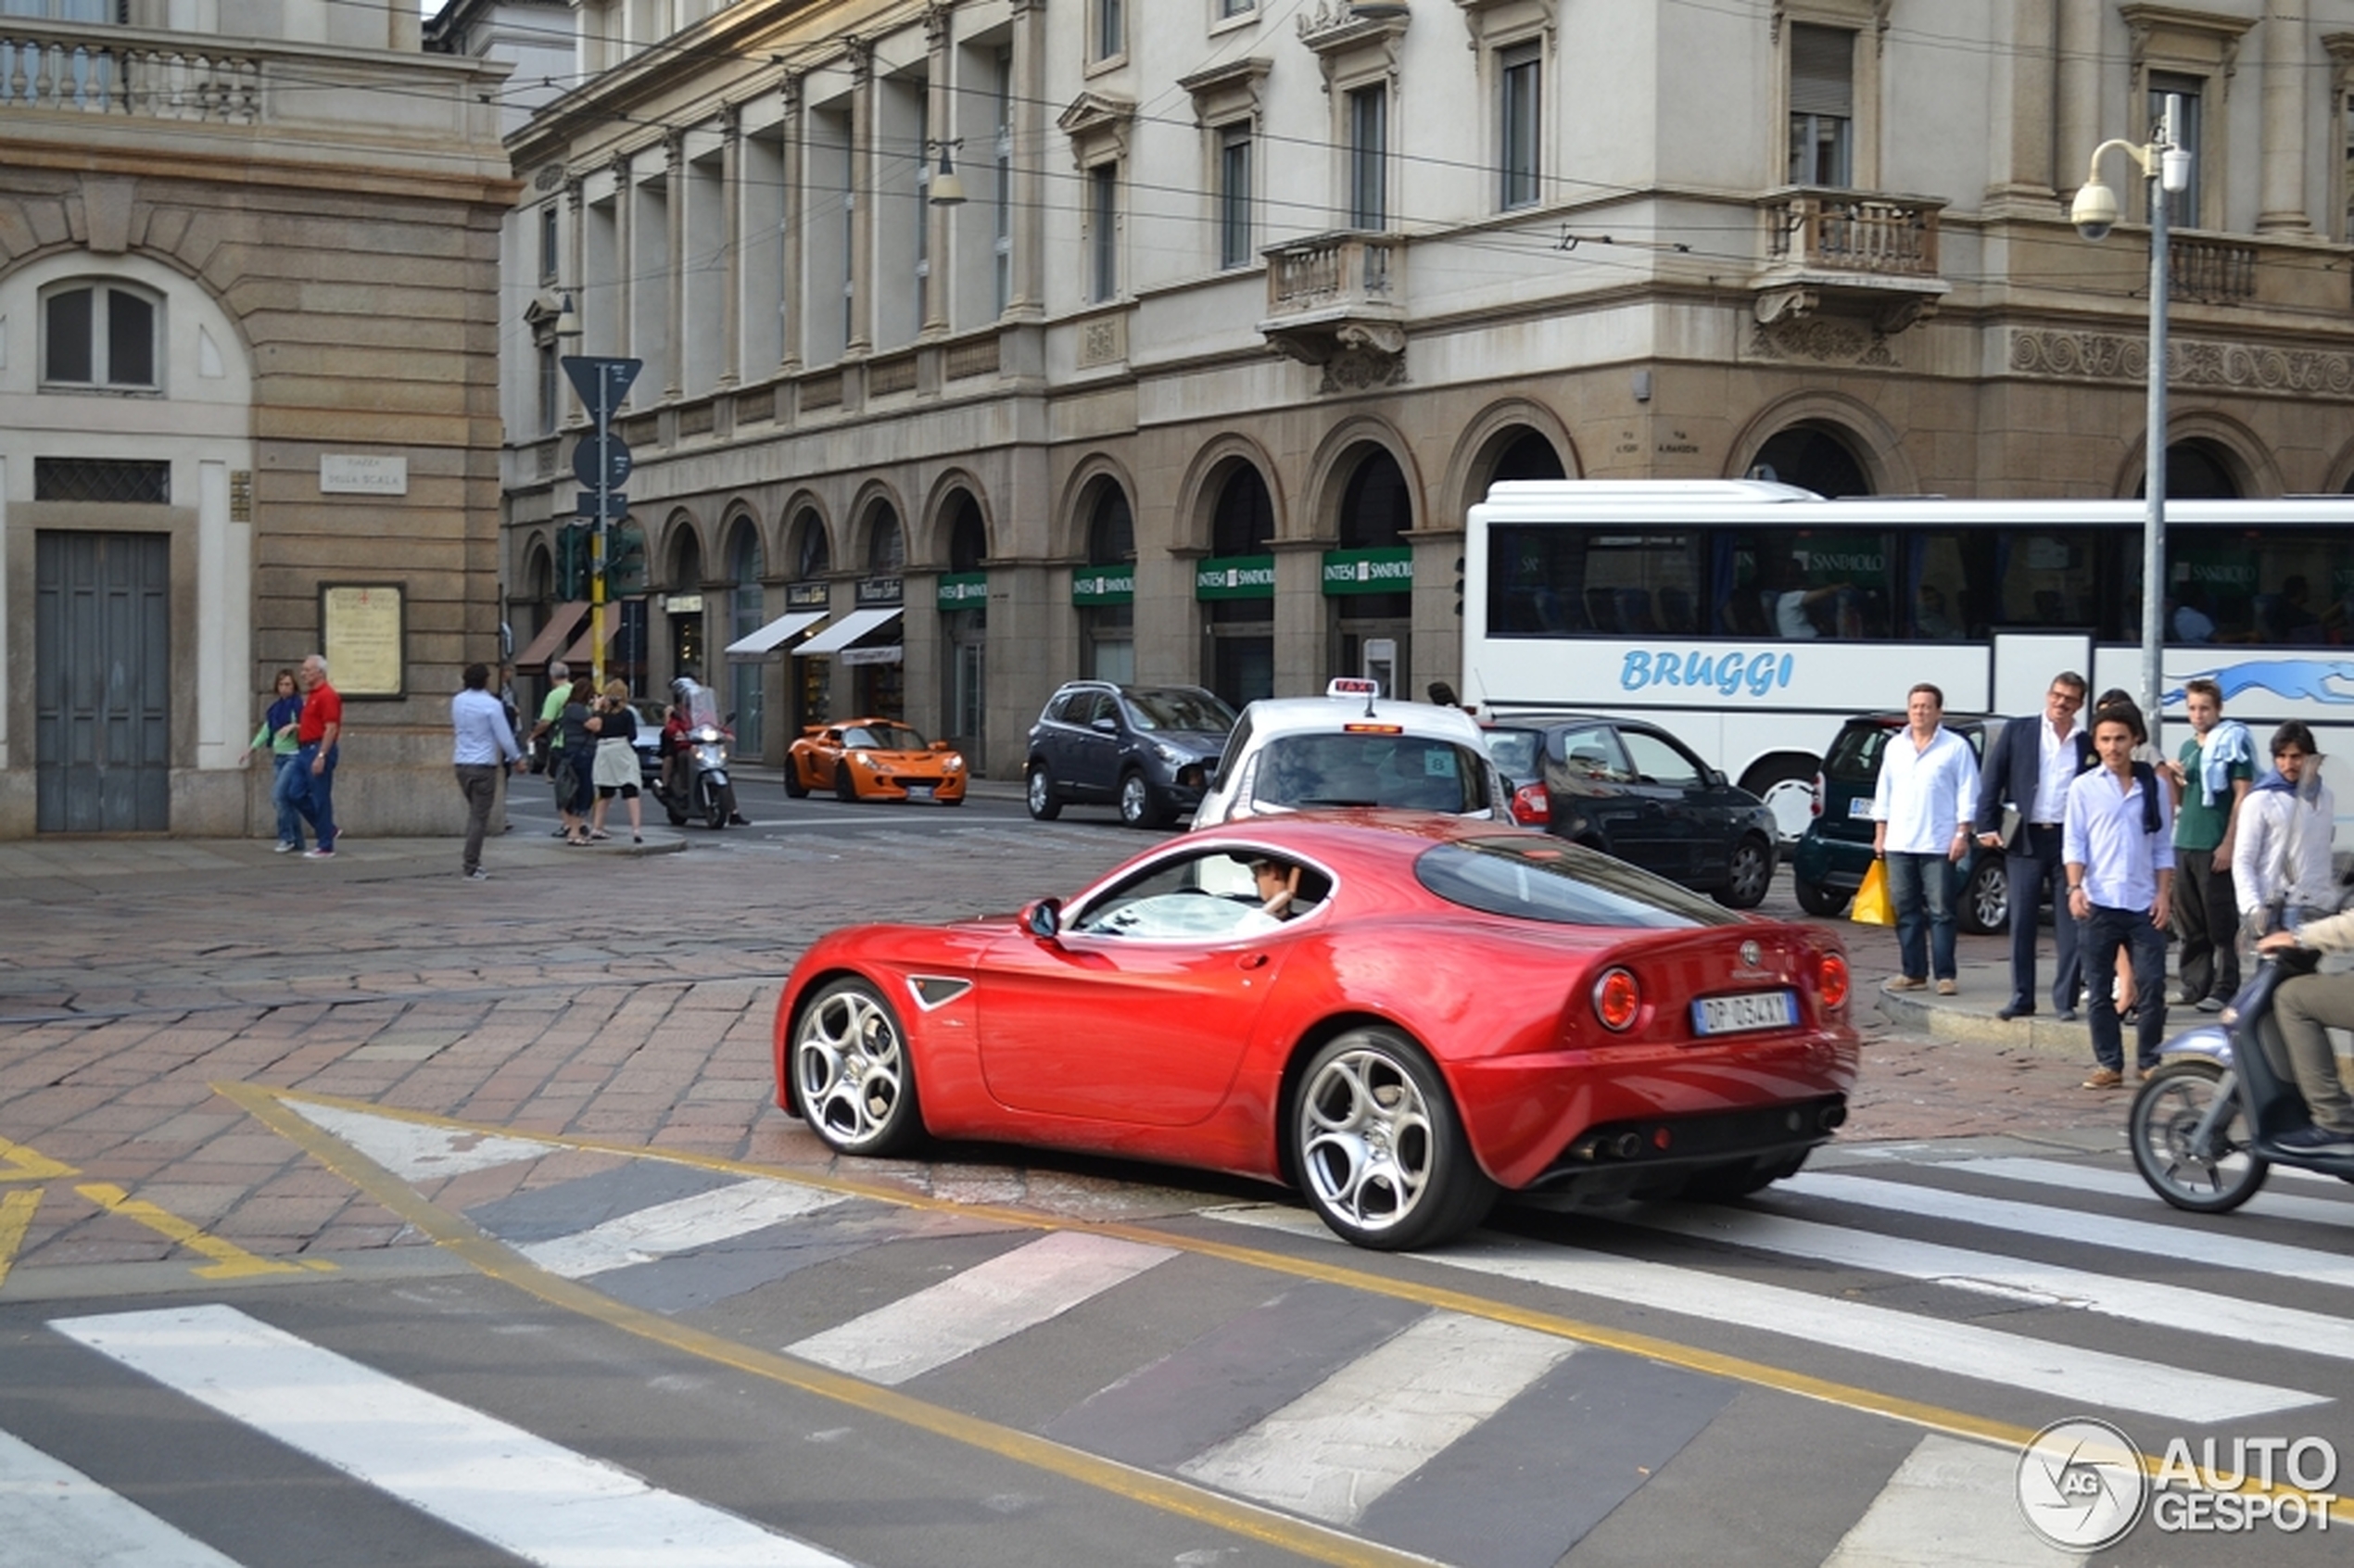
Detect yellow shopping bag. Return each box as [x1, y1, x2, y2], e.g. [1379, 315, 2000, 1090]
[1850, 859, 1895, 926]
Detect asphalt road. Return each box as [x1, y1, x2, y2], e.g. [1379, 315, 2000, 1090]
[2, 815, 2348, 1567]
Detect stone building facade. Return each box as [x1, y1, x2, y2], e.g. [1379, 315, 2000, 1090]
[0, 0, 515, 837]
[498, 0, 2354, 780]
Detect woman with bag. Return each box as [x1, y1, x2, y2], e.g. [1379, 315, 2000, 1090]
[586, 680, 644, 844]
[2234, 722, 2337, 939]
[555, 676, 599, 846]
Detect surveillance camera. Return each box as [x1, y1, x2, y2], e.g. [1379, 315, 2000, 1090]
[2070, 181, 2120, 243]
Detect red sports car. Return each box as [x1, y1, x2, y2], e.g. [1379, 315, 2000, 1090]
[772, 814, 1857, 1250]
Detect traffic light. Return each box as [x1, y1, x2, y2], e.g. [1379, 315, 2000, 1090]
[1452, 554, 1466, 617]
[556, 523, 588, 601]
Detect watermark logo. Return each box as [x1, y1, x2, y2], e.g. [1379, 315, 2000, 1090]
[2017, 1419, 2146, 1551]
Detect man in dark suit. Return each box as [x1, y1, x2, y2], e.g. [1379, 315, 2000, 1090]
[1974, 672, 2096, 1019]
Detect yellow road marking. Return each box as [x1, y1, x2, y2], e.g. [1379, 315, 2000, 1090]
[224, 1084, 2340, 1510]
[218, 1081, 1444, 1568]
[72, 1183, 330, 1281]
[0, 1136, 78, 1182]
[0, 1188, 40, 1290]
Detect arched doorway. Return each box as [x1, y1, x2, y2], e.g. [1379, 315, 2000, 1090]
[1330, 447, 1413, 698]
[787, 508, 832, 728]
[666, 525, 704, 685]
[1081, 478, 1135, 684]
[725, 518, 765, 753]
[941, 491, 989, 766]
[854, 503, 907, 719]
[1751, 424, 1871, 497]
[1202, 462, 1275, 707]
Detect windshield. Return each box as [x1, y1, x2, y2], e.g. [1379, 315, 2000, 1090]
[1127, 689, 1237, 734]
[1253, 733, 1491, 814]
[1415, 837, 1739, 928]
[1483, 729, 1541, 783]
[1823, 722, 1895, 784]
[680, 686, 721, 729]
[843, 724, 929, 751]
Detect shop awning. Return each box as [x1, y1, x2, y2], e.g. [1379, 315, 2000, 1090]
[513, 601, 588, 670]
[724, 610, 828, 661]
[560, 611, 622, 668]
[794, 606, 904, 657]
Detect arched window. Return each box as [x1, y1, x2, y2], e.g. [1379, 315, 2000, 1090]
[1206, 462, 1274, 703]
[43, 280, 159, 391]
[867, 506, 905, 575]
[1081, 477, 1134, 684]
[728, 520, 766, 752]
[791, 510, 831, 582]
[1752, 425, 1870, 498]
[1489, 429, 1566, 485]
[947, 493, 988, 573]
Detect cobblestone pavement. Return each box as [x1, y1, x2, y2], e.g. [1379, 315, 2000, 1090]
[0, 817, 2135, 1283]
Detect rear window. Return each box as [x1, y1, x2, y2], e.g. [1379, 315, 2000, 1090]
[1415, 837, 1738, 928]
[1822, 722, 1896, 784]
[1483, 728, 1541, 783]
[1253, 733, 1492, 814]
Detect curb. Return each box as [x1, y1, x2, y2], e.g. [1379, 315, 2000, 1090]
[1874, 991, 2093, 1055]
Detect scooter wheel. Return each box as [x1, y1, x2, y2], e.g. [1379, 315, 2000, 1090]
[2130, 1058, 2268, 1213]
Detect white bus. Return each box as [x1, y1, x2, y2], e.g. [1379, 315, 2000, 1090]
[1462, 481, 2354, 843]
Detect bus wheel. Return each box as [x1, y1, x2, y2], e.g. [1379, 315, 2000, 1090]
[1740, 755, 1819, 843]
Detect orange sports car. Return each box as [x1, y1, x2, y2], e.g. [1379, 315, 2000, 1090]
[786, 719, 968, 804]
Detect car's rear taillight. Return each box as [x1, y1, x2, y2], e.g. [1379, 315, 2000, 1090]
[1818, 952, 1850, 1011]
[1593, 967, 1640, 1031]
[1810, 773, 1825, 817]
[1511, 782, 1550, 826]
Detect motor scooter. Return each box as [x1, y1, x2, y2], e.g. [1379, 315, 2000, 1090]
[2130, 946, 2354, 1210]
[655, 680, 742, 830]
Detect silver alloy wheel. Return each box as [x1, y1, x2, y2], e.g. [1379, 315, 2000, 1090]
[1299, 1041, 1434, 1233]
[2130, 1058, 2266, 1212]
[795, 984, 908, 1150]
[1120, 772, 1151, 827]
[1026, 765, 1060, 820]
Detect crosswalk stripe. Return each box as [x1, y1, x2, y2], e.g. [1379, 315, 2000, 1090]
[288, 1100, 551, 1182]
[0, 1425, 247, 1568]
[1817, 1434, 2081, 1568]
[1624, 1201, 2354, 1362]
[51, 1304, 854, 1568]
[786, 1230, 1176, 1385]
[516, 1179, 849, 1279]
[1934, 1156, 2354, 1229]
[1205, 1205, 2320, 1422]
[1175, 1312, 1575, 1527]
[1782, 1171, 2354, 1289]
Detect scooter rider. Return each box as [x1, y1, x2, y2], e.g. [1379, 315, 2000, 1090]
[2255, 909, 2354, 1155]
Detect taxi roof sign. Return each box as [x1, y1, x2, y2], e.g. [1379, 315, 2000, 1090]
[1326, 677, 1381, 699]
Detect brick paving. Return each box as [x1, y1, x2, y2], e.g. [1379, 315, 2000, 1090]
[0, 811, 2141, 1282]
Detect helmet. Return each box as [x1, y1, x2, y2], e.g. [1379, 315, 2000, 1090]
[671, 677, 696, 703]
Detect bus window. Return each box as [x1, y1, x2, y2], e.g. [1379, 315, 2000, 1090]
[1996, 530, 2098, 629]
[2175, 534, 2343, 645]
[1487, 525, 1698, 639]
[1725, 529, 1893, 639]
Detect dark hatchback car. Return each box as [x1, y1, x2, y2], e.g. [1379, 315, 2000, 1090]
[1026, 682, 1239, 828]
[1482, 714, 1779, 908]
[1790, 713, 2009, 933]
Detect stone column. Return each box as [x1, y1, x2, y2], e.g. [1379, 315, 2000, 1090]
[1271, 539, 1326, 696]
[2258, 0, 2311, 233]
[664, 130, 687, 399]
[1006, 0, 1047, 321]
[780, 73, 805, 375]
[2056, 0, 2104, 197]
[563, 176, 586, 356]
[719, 104, 743, 386]
[846, 37, 875, 358]
[922, 2, 954, 340]
[1993, 0, 2057, 201]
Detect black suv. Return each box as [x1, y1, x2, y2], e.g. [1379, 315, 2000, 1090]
[1026, 683, 1238, 828]
[1790, 712, 2010, 933]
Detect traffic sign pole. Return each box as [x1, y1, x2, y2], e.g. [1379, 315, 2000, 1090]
[560, 356, 641, 691]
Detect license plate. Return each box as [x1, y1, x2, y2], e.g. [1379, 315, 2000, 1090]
[1692, 990, 1798, 1035]
[905, 786, 932, 801]
[1846, 798, 1874, 818]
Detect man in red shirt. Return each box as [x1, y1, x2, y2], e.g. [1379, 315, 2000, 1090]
[294, 652, 344, 858]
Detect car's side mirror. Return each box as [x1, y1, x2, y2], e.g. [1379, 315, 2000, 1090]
[1091, 715, 1119, 734]
[1023, 898, 1062, 940]
[1706, 767, 1727, 787]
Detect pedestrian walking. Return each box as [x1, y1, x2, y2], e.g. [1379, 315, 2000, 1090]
[292, 653, 342, 859]
[2234, 722, 2337, 938]
[528, 659, 573, 834]
[1973, 671, 2095, 1020]
[587, 680, 644, 844]
[1871, 683, 1981, 995]
[556, 675, 599, 847]
[248, 668, 307, 853]
[2254, 910, 2354, 1155]
[2064, 700, 2174, 1089]
[452, 662, 525, 880]
[2165, 677, 2254, 1010]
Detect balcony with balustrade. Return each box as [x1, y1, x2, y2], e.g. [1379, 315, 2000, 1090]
[1257, 231, 1406, 373]
[1751, 188, 1950, 334]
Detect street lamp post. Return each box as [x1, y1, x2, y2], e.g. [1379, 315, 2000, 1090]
[2070, 95, 2190, 747]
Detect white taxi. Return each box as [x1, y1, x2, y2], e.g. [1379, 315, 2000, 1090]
[1192, 679, 1510, 829]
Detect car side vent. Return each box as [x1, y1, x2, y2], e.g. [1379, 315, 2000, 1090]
[908, 976, 973, 1011]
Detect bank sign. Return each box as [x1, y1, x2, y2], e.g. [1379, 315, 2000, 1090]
[1196, 555, 1275, 601]
[1071, 567, 1134, 606]
[1323, 547, 1412, 596]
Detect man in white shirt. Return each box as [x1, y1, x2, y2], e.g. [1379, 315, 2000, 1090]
[2234, 721, 2336, 935]
[2063, 701, 2175, 1088]
[1872, 684, 1981, 995]
[1974, 672, 2095, 1020]
[451, 662, 526, 880]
